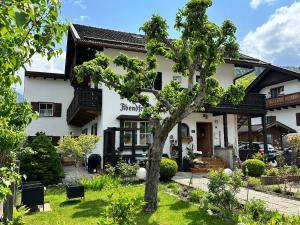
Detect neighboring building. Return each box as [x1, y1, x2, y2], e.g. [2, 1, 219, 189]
[239, 121, 296, 148]
[245, 66, 300, 148]
[24, 24, 268, 169]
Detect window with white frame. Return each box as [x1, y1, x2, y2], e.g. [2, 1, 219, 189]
[124, 121, 152, 146]
[39, 103, 53, 117]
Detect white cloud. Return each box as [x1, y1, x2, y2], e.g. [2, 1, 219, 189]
[15, 52, 66, 94]
[250, 0, 276, 9]
[72, 15, 90, 23]
[73, 0, 87, 9]
[241, 2, 300, 65]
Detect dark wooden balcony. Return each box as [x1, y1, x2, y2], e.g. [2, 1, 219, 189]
[67, 87, 102, 126]
[206, 93, 266, 115]
[266, 92, 300, 109]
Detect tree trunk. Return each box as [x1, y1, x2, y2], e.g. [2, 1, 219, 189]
[144, 129, 169, 212]
[2, 185, 14, 223]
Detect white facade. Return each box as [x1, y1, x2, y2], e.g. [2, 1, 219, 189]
[24, 77, 80, 137]
[252, 78, 300, 133]
[24, 47, 240, 167]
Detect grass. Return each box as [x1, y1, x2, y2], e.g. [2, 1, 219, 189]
[22, 184, 235, 225]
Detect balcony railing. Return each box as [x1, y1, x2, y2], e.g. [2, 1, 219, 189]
[67, 87, 102, 126]
[206, 93, 266, 115]
[266, 92, 300, 109]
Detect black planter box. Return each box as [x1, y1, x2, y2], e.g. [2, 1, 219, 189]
[21, 182, 44, 210]
[66, 184, 85, 199]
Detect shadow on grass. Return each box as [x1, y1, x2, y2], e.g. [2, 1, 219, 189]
[71, 199, 108, 218]
[184, 209, 237, 225]
[59, 199, 82, 207]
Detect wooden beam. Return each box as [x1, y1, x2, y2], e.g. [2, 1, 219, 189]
[248, 116, 253, 151]
[223, 114, 228, 148]
[177, 122, 183, 171]
[261, 115, 268, 155]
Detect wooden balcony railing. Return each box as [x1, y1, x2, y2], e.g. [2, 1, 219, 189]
[67, 87, 102, 126]
[266, 92, 300, 109]
[206, 93, 266, 115]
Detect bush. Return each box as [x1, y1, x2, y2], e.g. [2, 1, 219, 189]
[166, 182, 182, 194]
[98, 193, 144, 225]
[247, 177, 262, 188]
[206, 169, 243, 217]
[252, 152, 266, 162]
[271, 185, 282, 193]
[242, 159, 265, 177]
[160, 158, 178, 180]
[265, 168, 280, 176]
[116, 161, 139, 179]
[188, 188, 206, 203]
[80, 175, 120, 191]
[19, 133, 64, 185]
[243, 199, 267, 220]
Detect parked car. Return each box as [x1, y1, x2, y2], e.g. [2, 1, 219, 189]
[238, 142, 277, 161]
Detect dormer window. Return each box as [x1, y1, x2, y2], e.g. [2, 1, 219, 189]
[270, 86, 284, 98]
[39, 103, 53, 117]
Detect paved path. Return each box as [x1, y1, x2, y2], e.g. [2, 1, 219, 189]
[63, 166, 96, 184]
[173, 172, 300, 216]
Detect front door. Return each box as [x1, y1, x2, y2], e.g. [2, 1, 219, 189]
[196, 122, 213, 157]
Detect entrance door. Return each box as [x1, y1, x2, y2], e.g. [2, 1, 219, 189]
[196, 122, 213, 157]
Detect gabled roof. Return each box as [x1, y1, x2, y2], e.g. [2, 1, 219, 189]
[246, 65, 300, 93]
[69, 23, 269, 67]
[239, 121, 296, 133]
[25, 71, 65, 79]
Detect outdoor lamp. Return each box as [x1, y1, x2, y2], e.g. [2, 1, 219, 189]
[136, 167, 147, 180]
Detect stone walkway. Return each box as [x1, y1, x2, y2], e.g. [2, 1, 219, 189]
[62, 166, 96, 184]
[173, 172, 300, 216]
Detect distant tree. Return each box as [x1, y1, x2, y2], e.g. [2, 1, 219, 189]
[57, 134, 99, 167]
[235, 73, 256, 89]
[0, 0, 65, 220]
[75, 0, 243, 212]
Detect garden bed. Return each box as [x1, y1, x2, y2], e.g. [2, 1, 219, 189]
[260, 175, 300, 185]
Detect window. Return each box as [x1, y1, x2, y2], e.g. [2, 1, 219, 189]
[82, 128, 88, 135]
[270, 86, 284, 98]
[267, 134, 273, 144]
[123, 121, 152, 146]
[39, 103, 53, 117]
[173, 75, 182, 84]
[91, 123, 97, 135]
[266, 116, 276, 124]
[296, 113, 300, 126]
[139, 121, 152, 145]
[181, 123, 189, 137]
[124, 121, 138, 146]
[154, 72, 162, 90]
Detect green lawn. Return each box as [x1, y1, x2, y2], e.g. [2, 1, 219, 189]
[22, 184, 235, 225]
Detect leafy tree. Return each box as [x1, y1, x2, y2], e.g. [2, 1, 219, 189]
[57, 134, 99, 167]
[19, 133, 64, 185]
[75, 0, 243, 211]
[0, 0, 65, 220]
[235, 72, 256, 89]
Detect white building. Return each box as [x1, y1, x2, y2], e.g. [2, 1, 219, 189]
[248, 66, 300, 147]
[24, 24, 268, 170]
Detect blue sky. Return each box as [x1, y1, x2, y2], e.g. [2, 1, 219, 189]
[19, 0, 300, 93]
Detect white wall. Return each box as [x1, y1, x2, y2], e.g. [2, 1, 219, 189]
[24, 47, 239, 165]
[252, 79, 300, 133]
[260, 79, 300, 96]
[24, 77, 79, 137]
